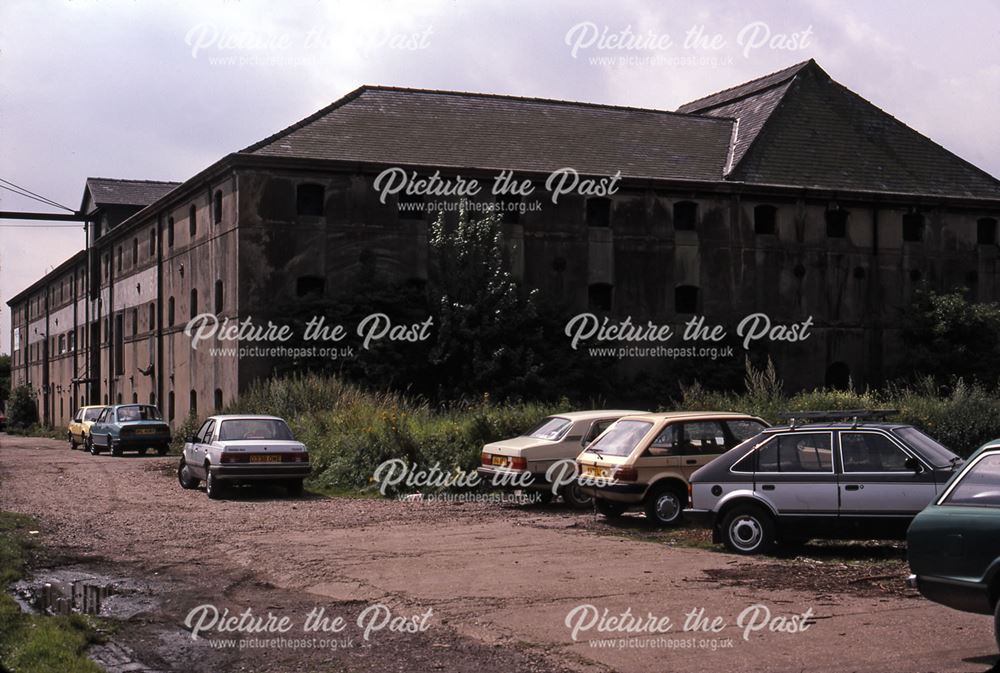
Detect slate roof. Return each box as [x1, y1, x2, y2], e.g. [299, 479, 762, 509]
[84, 177, 181, 212]
[242, 87, 735, 182]
[678, 60, 1000, 199]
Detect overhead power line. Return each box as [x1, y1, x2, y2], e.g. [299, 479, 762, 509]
[0, 178, 74, 212]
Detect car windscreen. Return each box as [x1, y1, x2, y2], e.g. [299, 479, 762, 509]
[83, 408, 103, 422]
[586, 420, 653, 457]
[892, 427, 960, 468]
[116, 405, 162, 422]
[218, 419, 295, 441]
[524, 416, 573, 441]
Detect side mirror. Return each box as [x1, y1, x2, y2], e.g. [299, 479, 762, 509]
[905, 457, 923, 473]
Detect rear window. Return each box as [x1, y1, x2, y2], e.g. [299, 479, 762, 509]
[525, 416, 573, 441]
[943, 453, 1000, 507]
[727, 419, 767, 441]
[116, 405, 161, 422]
[219, 419, 295, 441]
[757, 432, 833, 472]
[892, 427, 960, 468]
[83, 408, 103, 422]
[587, 420, 653, 457]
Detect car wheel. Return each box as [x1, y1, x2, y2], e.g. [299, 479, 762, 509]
[87, 435, 99, 455]
[68, 433, 77, 450]
[644, 484, 685, 526]
[721, 505, 776, 555]
[561, 483, 593, 509]
[595, 498, 626, 518]
[287, 479, 304, 497]
[157, 445, 169, 457]
[110, 439, 122, 457]
[206, 468, 225, 500]
[138, 447, 148, 456]
[177, 458, 200, 490]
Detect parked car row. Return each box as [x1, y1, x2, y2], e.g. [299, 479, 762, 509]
[68, 404, 172, 456]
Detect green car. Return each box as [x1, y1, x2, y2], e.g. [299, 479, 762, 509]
[907, 442, 1000, 650]
[87, 404, 172, 457]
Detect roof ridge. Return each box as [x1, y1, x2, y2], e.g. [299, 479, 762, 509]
[87, 177, 182, 185]
[679, 59, 814, 112]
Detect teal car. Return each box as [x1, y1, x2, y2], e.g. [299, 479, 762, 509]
[87, 404, 172, 457]
[907, 442, 1000, 650]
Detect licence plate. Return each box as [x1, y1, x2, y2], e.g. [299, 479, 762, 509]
[583, 465, 604, 477]
[137, 428, 156, 435]
[249, 455, 282, 463]
[490, 455, 507, 467]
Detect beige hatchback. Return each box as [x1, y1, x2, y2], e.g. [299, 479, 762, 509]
[577, 412, 768, 525]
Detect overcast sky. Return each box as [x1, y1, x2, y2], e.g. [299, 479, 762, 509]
[2, 0, 999, 354]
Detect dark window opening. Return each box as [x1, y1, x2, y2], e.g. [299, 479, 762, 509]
[675, 285, 700, 314]
[825, 362, 850, 390]
[754, 205, 777, 235]
[978, 217, 997, 246]
[588, 283, 613, 312]
[214, 388, 223, 412]
[117, 246, 123, 272]
[826, 208, 849, 238]
[903, 212, 924, 242]
[149, 228, 156, 256]
[495, 193, 521, 224]
[132, 392, 138, 404]
[909, 269, 923, 283]
[214, 280, 224, 314]
[167, 217, 175, 248]
[552, 257, 567, 273]
[131, 308, 138, 336]
[213, 190, 223, 224]
[132, 238, 138, 265]
[149, 303, 156, 331]
[397, 193, 424, 220]
[167, 297, 175, 326]
[190, 390, 198, 417]
[793, 264, 806, 279]
[190, 289, 198, 320]
[296, 183, 325, 217]
[168, 391, 175, 421]
[586, 198, 611, 228]
[189, 204, 197, 237]
[853, 266, 866, 280]
[296, 276, 326, 298]
[114, 313, 124, 375]
[673, 201, 698, 231]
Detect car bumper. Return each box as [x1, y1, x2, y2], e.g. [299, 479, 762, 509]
[908, 574, 992, 615]
[476, 467, 549, 491]
[116, 435, 171, 448]
[578, 480, 646, 503]
[210, 464, 312, 481]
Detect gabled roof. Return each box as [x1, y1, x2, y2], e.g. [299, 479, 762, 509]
[678, 60, 1000, 199]
[82, 177, 181, 213]
[241, 86, 735, 182]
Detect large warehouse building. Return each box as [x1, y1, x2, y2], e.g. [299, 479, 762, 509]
[8, 60, 1000, 428]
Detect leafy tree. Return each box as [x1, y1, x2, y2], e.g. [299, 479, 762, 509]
[0, 354, 10, 409]
[897, 289, 1000, 384]
[6, 385, 38, 430]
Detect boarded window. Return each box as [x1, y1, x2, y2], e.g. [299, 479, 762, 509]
[586, 198, 611, 228]
[588, 283, 613, 312]
[978, 217, 997, 246]
[673, 201, 698, 231]
[189, 204, 197, 237]
[168, 297, 175, 326]
[675, 285, 700, 314]
[167, 217, 175, 248]
[826, 208, 848, 238]
[902, 212, 924, 242]
[213, 190, 223, 224]
[754, 205, 777, 235]
[190, 289, 198, 320]
[214, 280, 224, 314]
[296, 184, 325, 216]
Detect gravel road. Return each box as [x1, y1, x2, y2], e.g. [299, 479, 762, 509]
[1, 434, 997, 673]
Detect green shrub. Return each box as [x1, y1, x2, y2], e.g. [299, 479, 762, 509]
[6, 385, 38, 431]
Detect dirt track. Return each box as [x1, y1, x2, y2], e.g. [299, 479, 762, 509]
[1, 434, 997, 673]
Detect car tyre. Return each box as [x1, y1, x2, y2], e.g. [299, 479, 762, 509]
[110, 439, 122, 457]
[177, 458, 200, 490]
[595, 498, 626, 518]
[157, 445, 169, 457]
[721, 505, 776, 555]
[287, 479, 304, 497]
[561, 483, 593, 509]
[138, 447, 148, 456]
[87, 435, 99, 456]
[644, 483, 685, 526]
[206, 468, 226, 500]
[68, 433, 78, 450]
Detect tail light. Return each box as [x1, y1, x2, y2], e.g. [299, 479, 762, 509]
[481, 452, 491, 466]
[611, 466, 638, 482]
[283, 454, 309, 463]
[510, 456, 527, 470]
[221, 452, 248, 464]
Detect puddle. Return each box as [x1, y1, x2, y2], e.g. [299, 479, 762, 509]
[11, 566, 158, 619]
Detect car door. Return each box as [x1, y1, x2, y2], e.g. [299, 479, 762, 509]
[632, 423, 683, 485]
[931, 452, 1000, 584]
[677, 421, 730, 479]
[838, 430, 938, 518]
[93, 408, 109, 447]
[753, 431, 839, 518]
[188, 420, 215, 477]
[70, 410, 83, 440]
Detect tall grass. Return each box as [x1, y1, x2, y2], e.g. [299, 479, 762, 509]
[223, 367, 1000, 493]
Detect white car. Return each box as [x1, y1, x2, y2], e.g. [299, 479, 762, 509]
[478, 410, 646, 508]
[177, 415, 311, 499]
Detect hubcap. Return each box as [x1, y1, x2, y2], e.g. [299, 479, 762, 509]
[568, 485, 591, 505]
[655, 493, 680, 522]
[730, 515, 763, 551]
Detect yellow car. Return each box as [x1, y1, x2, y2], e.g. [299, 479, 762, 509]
[68, 406, 106, 450]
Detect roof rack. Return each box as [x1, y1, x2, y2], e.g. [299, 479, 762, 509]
[776, 409, 899, 430]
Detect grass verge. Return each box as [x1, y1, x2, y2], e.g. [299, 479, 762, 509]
[0, 512, 104, 673]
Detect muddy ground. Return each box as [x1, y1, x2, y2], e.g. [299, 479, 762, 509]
[1, 434, 997, 673]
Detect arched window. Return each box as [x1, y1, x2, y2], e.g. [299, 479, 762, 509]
[754, 205, 777, 235]
[675, 285, 700, 314]
[213, 190, 223, 224]
[190, 289, 198, 320]
[673, 201, 698, 231]
[588, 283, 613, 312]
[167, 297, 175, 326]
[825, 208, 849, 238]
[167, 217, 175, 248]
[296, 183, 325, 216]
[168, 391, 175, 421]
[214, 280, 224, 314]
[190, 390, 198, 417]
[902, 212, 924, 242]
[586, 198, 611, 228]
[189, 204, 197, 237]
[825, 362, 851, 390]
[214, 389, 224, 411]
